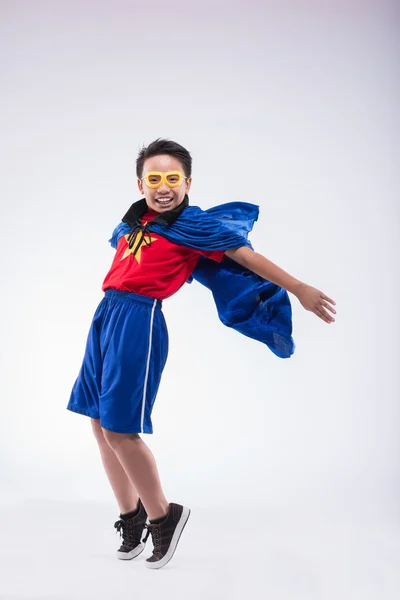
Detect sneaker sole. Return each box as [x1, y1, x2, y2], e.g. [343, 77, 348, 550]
[145, 506, 191, 570]
[116, 541, 146, 560]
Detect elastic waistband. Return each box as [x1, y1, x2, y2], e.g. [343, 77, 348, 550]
[104, 289, 162, 309]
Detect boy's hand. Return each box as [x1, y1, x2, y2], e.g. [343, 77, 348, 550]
[294, 283, 336, 324]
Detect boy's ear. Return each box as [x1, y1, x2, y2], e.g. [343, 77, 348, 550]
[186, 177, 192, 193]
[137, 178, 144, 195]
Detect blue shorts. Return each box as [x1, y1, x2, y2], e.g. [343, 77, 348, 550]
[67, 289, 169, 434]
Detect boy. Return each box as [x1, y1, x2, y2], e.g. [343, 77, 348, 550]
[67, 138, 336, 570]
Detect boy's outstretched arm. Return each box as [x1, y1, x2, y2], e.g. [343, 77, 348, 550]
[225, 247, 336, 324]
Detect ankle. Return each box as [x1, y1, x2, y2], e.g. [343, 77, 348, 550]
[120, 498, 140, 519]
[148, 502, 170, 522]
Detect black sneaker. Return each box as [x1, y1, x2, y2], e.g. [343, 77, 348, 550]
[113, 499, 148, 560]
[143, 502, 191, 569]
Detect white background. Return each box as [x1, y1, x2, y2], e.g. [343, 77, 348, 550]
[1, 1, 399, 598]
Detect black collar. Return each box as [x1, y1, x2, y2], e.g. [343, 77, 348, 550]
[122, 194, 189, 228]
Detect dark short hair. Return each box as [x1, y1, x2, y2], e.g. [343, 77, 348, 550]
[136, 138, 192, 179]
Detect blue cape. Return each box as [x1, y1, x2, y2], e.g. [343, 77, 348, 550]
[109, 201, 295, 358]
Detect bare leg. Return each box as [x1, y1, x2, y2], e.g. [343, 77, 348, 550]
[91, 418, 139, 514]
[101, 428, 169, 521]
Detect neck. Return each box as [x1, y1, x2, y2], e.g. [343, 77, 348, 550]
[122, 194, 189, 228]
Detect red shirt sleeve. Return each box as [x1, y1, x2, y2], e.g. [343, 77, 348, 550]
[197, 248, 226, 263]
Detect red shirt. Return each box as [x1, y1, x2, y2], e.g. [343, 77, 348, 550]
[102, 209, 226, 300]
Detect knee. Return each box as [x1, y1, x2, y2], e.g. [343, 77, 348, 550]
[101, 427, 141, 450]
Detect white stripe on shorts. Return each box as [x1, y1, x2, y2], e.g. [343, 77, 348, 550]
[140, 298, 158, 432]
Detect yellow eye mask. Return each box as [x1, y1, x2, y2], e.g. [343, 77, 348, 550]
[141, 171, 187, 189]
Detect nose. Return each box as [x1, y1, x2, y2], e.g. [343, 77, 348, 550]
[157, 181, 170, 194]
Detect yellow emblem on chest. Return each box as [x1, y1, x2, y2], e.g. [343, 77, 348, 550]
[121, 224, 158, 264]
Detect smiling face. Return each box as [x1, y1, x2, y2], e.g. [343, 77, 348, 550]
[137, 154, 192, 213]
